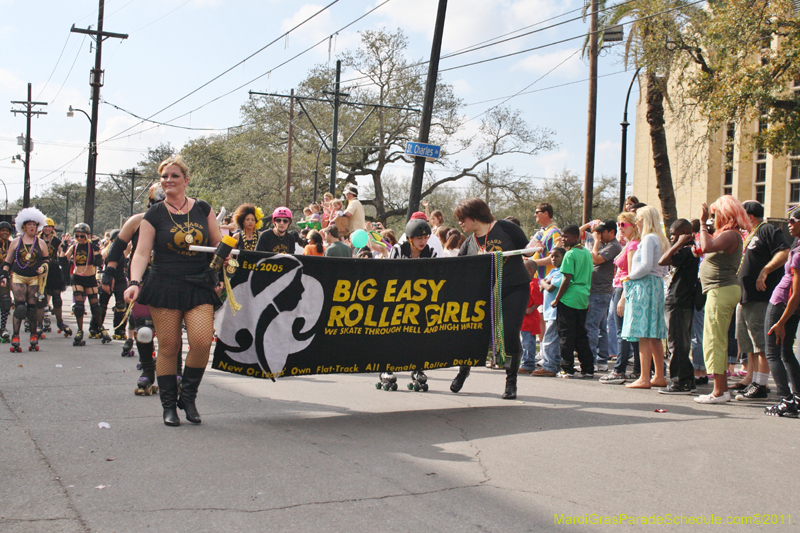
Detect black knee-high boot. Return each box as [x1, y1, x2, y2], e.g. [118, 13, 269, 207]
[503, 353, 521, 400]
[177, 367, 205, 424]
[156, 375, 180, 427]
[450, 365, 471, 393]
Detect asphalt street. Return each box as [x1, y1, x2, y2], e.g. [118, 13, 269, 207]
[1, 305, 799, 532]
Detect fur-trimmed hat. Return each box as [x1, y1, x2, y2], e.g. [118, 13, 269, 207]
[15, 207, 48, 235]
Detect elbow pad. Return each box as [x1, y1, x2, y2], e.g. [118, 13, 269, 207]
[92, 252, 104, 268]
[105, 236, 129, 266]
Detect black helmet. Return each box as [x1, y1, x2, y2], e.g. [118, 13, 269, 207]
[109, 229, 120, 241]
[74, 222, 91, 235]
[405, 219, 432, 239]
[0, 221, 12, 232]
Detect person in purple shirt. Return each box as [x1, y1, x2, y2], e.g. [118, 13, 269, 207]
[764, 209, 800, 417]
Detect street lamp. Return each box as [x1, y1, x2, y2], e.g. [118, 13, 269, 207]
[67, 104, 97, 231]
[619, 67, 641, 212]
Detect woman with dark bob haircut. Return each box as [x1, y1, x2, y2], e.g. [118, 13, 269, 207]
[232, 203, 263, 251]
[450, 197, 531, 399]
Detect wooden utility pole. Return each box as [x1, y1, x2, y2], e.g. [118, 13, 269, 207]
[407, 0, 447, 221]
[583, 0, 599, 224]
[285, 89, 295, 206]
[10, 83, 47, 208]
[71, 0, 128, 231]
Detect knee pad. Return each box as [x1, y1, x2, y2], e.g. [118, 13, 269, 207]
[35, 293, 46, 309]
[89, 301, 101, 316]
[134, 317, 155, 344]
[51, 293, 62, 310]
[14, 302, 27, 320]
[0, 293, 10, 313]
[72, 301, 85, 318]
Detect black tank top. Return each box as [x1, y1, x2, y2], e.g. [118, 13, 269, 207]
[42, 235, 61, 260]
[11, 238, 45, 277]
[142, 199, 212, 274]
[73, 243, 93, 269]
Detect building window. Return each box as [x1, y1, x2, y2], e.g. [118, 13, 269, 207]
[756, 185, 766, 204]
[790, 157, 800, 210]
[723, 122, 735, 196]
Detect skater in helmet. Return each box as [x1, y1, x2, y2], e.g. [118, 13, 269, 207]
[255, 207, 305, 254]
[124, 155, 223, 426]
[65, 222, 109, 345]
[39, 218, 70, 338]
[450, 198, 532, 400]
[0, 221, 13, 342]
[0, 208, 50, 352]
[99, 229, 129, 341]
[377, 218, 437, 392]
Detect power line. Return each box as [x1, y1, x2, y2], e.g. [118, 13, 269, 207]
[97, 0, 344, 145]
[34, 31, 73, 101]
[47, 34, 87, 105]
[128, 0, 193, 34]
[102, 100, 257, 131]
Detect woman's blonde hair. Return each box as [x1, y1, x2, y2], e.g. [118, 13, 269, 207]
[636, 206, 669, 253]
[157, 154, 189, 179]
[617, 211, 641, 242]
[711, 195, 751, 232]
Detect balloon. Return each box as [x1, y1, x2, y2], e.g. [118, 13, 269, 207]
[351, 229, 369, 248]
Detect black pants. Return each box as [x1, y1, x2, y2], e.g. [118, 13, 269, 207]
[557, 301, 593, 374]
[764, 302, 800, 399]
[665, 304, 694, 385]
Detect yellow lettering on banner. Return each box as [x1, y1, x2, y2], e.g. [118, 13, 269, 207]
[397, 280, 413, 301]
[378, 306, 391, 327]
[473, 301, 486, 322]
[357, 279, 378, 301]
[424, 304, 441, 327]
[384, 280, 397, 302]
[412, 279, 428, 301]
[350, 281, 360, 301]
[443, 301, 460, 323]
[363, 305, 377, 326]
[391, 304, 405, 325]
[344, 304, 364, 327]
[328, 306, 346, 326]
[402, 303, 420, 324]
[333, 280, 351, 302]
[429, 280, 446, 302]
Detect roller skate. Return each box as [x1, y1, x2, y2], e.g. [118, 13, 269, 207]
[73, 330, 85, 346]
[43, 315, 52, 333]
[24, 320, 30, 333]
[0, 329, 10, 343]
[120, 338, 135, 357]
[10, 335, 21, 353]
[28, 334, 39, 352]
[134, 372, 159, 396]
[36, 326, 46, 340]
[57, 322, 73, 337]
[407, 370, 429, 392]
[88, 327, 99, 339]
[99, 329, 112, 344]
[375, 371, 398, 391]
[112, 333, 126, 340]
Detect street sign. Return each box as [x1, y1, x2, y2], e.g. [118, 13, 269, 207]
[405, 142, 441, 160]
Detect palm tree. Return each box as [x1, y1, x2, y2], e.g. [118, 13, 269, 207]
[590, 0, 702, 228]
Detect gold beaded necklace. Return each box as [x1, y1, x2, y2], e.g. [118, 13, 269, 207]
[164, 198, 194, 244]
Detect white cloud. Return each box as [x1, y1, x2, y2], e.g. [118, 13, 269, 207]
[534, 149, 574, 179]
[596, 139, 621, 165]
[451, 78, 472, 95]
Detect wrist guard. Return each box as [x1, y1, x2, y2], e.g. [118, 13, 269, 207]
[101, 266, 116, 287]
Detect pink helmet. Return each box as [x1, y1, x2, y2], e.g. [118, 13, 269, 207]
[272, 207, 292, 220]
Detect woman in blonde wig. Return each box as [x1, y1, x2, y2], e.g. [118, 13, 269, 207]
[621, 206, 670, 389]
[695, 196, 749, 404]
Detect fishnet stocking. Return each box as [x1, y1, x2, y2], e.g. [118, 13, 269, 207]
[150, 304, 214, 376]
[11, 283, 38, 336]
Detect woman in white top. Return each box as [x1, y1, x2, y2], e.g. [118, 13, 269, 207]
[622, 206, 669, 389]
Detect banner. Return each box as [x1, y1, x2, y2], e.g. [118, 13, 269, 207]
[212, 251, 492, 379]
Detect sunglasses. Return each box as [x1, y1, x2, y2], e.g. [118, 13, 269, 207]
[790, 217, 799, 225]
[618, 221, 630, 228]
[75, 234, 87, 239]
[534, 210, 543, 215]
[274, 218, 290, 224]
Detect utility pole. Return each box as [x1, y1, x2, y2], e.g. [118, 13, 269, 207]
[10, 83, 47, 208]
[65, 190, 70, 231]
[407, 0, 447, 221]
[249, 66, 417, 201]
[126, 169, 143, 217]
[285, 89, 295, 206]
[583, 0, 599, 224]
[71, 0, 128, 232]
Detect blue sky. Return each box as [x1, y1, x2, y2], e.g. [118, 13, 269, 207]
[0, 0, 639, 208]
